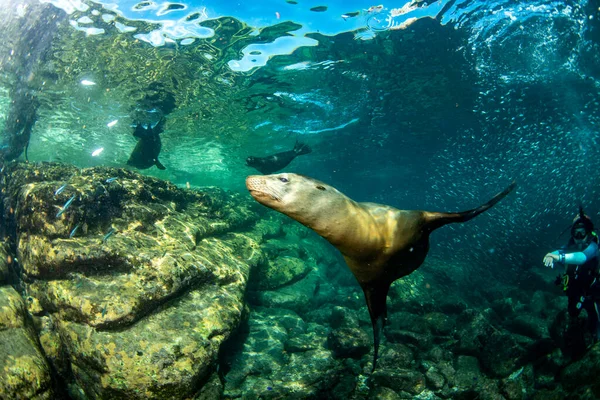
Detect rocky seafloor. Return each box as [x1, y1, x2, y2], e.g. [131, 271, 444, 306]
[0, 162, 598, 400]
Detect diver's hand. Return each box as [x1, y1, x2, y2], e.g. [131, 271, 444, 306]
[543, 253, 559, 268]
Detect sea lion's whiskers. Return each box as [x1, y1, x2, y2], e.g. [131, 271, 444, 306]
[268, 186, 284, 201]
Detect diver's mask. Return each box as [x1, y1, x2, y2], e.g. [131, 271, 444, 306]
[573, 227, 588, 240]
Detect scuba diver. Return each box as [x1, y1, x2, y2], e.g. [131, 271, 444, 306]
[543, 207, 600, 344]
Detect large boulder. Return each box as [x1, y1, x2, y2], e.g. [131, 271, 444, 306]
[1, 163, 262, 399]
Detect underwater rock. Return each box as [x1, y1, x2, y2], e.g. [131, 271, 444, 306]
[249, 269, 314, 311]
[560, 342, 600, 396]
[453, 355, 482, 389]
[0, 243, 9, 283]
[532, 348, 563, 390]
[387, 311, 431, 334]
[424, 312, 456, 336]
[500, 364, 534, 400]
[454, 309, 495, 355]
[330, 305, 362, 329]
[424, 346, 454, 363]
[250, 255, 312, 291]
[222, 307, 349, 399]
[528, 290, 553, 317]
[424, 365, 446, 391]
[377, 343, 414, 369]
[505, 314, 549, 340]
[367, 386, 405, 399]
[0, 286, 54, 399]
[479, 330, 528, 378]
[370, 368, 426, 396]
[0, 162, 262, 399]
[253, 216, 285, 238]
[249, 268, 338, 315]
[327, 326, 371, 359]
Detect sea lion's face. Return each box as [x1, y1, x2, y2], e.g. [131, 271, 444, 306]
[245, 156, 256, 166]
[246, 173, 331, 216]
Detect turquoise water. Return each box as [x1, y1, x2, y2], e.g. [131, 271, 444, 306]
[3, 0, 594, 266]
[1, 0, 599, 398]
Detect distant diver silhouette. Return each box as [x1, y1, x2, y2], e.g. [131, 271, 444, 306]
[127, 117, 166, 170]
[246, 140, 311, 174]
[246, 173, 516, 371]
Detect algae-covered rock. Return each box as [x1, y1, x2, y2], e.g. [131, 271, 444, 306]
[249, 269, 329, 314]
[0, 286, 53, 399]
[251, 255, 312, 291]
[377, 344, 414, 369]
[1, 162, 262, 399]
[370, 368, 426, 396]
[223, 307, 350, 399]
[328, 326, 371, 359]
[0, 243, 9, 284]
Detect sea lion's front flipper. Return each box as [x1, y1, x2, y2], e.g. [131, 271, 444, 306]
[155, 158, 166, 170]
[362, 282, 391, 372]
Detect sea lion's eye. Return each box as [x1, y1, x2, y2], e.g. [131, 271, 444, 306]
[279, 177, 288, 183]
[316, 185, 326, 191]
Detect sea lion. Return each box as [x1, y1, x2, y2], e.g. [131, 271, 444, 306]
[246, 140, 311, 174]
[127, 117, 166, 170]
[246, 173, 516, 371]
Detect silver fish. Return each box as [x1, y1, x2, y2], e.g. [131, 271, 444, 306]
[54, 183, 68, 196]
[105, 177, 118, 183]
[102, 227, 117, 243]
[56, 194, 76, 218]
[69, 223, 81, 238]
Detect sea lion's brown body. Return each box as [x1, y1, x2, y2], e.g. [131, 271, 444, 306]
[246, 173, 516, 370]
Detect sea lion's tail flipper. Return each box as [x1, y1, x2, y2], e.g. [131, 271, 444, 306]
[362, 283, 390, 372]
[155, 158, 166, 170]
[293, 140, 312, 155]
[424, 181, 516, 231]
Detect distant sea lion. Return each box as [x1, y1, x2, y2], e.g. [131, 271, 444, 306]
[127, 117, 166, 170]
[246, 140, 311, 174]
[246, 173, 516, 371]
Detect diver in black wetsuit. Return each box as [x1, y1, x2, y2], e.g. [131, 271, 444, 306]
[0, 86, 39, 162]
[543, 207, 600, 343]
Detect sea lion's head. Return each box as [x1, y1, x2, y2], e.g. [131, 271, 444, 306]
[246, 173, 335, 221]
[245, 156, 257, 167]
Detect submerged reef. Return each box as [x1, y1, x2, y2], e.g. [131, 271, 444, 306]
[0, 162, 261, 399]
[0, 162, 599, 399]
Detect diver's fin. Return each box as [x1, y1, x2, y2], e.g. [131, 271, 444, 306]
[362, 282, 390, 372]
[423, 181, 516, 232]
[155, 159, 166, 170]
[293, 140, 312, 155]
